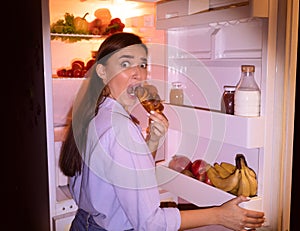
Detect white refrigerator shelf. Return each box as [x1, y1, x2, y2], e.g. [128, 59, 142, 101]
[155, 164, 262, 211]
[164, 104, 265, 148]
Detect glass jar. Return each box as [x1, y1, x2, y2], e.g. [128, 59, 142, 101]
[170, 82, 184, 105]
[234, 65, 261, 117]
[221, 86, 236, 115]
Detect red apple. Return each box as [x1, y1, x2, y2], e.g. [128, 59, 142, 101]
[190, 159, 209, 182]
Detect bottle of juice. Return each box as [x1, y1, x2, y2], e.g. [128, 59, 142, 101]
[234, 65, 261, 117]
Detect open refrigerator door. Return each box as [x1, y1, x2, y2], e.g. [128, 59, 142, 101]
[153, 0, 297, 230]
[42, 0, 297, 230]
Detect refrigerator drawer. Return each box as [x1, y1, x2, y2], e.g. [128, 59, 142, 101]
[53, 211, 76, 231]
[156, 164, 262, 211]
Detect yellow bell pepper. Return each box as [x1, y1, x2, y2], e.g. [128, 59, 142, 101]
[74, 13, 89, 34]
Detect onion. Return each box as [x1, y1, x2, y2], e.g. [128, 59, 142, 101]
[168, 155, 192, 172]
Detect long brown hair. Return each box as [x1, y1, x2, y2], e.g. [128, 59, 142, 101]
[59, 33, 148, 176]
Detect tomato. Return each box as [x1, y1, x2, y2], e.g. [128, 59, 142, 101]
[56, 68, 66, 77]
[86, 59, 95, 71]
[73, 69, 82, 78]
[66, 69, 73, 77]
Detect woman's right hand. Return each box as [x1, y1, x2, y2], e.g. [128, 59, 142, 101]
[217, 195, 265, 231]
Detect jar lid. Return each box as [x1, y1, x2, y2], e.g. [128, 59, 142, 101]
[171, 81, 183, 88]
[241, 65, 255, 72]
[224, 85, 236, 91]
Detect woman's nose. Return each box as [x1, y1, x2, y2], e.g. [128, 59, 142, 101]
[131, 65, 143, 79]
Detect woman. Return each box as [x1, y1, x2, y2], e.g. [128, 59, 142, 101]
[59, 32, 265, 231]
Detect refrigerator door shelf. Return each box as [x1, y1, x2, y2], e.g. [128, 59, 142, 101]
[155, 164, 262, 211]
[164, 104, 264, 148]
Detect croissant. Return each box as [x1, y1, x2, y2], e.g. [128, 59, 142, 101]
[134, 84, 164, 113]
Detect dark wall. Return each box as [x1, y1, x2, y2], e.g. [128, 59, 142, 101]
[290, 24, 299, 229]
[6, 0, 50, 230]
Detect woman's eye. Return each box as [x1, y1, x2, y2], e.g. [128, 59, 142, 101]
[140, 63, 148, 69]
[121, 61, 130, 68]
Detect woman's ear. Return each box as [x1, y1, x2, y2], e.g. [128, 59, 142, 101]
[96, 64, 107, 84]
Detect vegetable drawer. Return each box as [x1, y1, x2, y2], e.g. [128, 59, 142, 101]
[155, 164, 262, 211]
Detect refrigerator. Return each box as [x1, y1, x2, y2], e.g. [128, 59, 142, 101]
[40, 0, 298, 230]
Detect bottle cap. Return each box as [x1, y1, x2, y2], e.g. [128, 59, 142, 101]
[172, 81, 183, 88]
[224, 86, 236, 91]
[241, 65, 255, 73]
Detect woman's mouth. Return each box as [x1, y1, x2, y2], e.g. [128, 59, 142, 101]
[127, 84, 141, 97]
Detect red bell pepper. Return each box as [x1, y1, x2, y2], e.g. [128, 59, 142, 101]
[104, 18, 125, 35]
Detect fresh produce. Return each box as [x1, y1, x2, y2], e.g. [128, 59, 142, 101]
[86, 59, 96, 71]
[56, 59, 90, 78]
[50, 12, 89, 42]
[51, 13, 76, 34]
[220, 162, 236, 173]
[237, 154, 258, 197]
[206, 154, 258, 197]
[66, 69, 73, 77]
[72, 60, 85, 71]
[213, 163, 233, 178]
[181, 169, 195, 178]
[56, 68, 67, 77]
[74, 13, 89, 34]
[94, 8, 112, 25]
[104, 18, 125, 35]
[190, 159, 210, 182]
[89, 18, 104, 35]
[168, 155, 192, 173]
[50, 9, 125, 42]
[206, 160, 241, 192]
[168, 156, 212, 185]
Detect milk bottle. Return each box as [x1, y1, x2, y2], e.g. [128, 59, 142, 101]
[234, 65, 261, 117]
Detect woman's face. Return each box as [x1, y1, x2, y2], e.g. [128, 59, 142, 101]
[96, 44, 148, 110]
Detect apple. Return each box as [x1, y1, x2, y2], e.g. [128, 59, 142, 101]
[190, 159, 209, 182]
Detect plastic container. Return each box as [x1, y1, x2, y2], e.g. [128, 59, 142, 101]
[234, 65, 261, 117]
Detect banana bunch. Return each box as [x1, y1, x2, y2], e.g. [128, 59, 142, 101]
[206, 154, 258, 197]
[236, 154, 258, 197]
